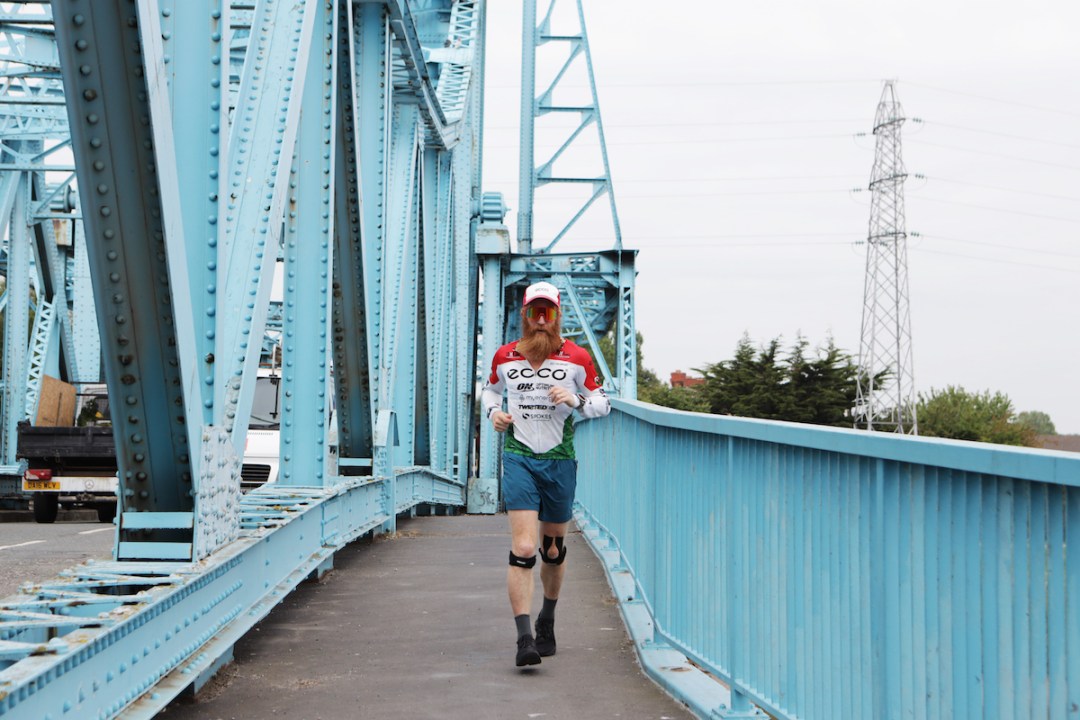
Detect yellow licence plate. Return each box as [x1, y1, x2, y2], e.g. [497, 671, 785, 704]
[24, 479, 60, 491]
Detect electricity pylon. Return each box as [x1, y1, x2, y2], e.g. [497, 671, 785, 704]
[854, 80, 918, 434]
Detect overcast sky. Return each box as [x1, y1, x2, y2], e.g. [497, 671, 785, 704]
[480, 1, 1080, 434]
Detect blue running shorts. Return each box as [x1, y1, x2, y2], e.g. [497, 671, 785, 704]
[501, 452, 578, 523]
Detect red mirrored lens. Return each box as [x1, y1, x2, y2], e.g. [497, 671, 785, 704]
[525, 306, 556, 322]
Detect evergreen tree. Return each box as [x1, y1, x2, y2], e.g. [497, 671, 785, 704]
[697, 334, 861, 428]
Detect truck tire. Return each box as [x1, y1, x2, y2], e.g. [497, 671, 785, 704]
[96, 502, 117, 524]
[33, 492, 59, 524]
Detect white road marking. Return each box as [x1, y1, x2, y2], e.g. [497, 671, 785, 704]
[78, 527, 113, 536]
[0, 540, 46, 551]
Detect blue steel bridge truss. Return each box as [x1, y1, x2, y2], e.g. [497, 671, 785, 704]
[0, 0, 553, 716]
[0, 13, 97, 481]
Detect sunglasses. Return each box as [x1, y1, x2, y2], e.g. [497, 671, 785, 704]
[524, 305, 558, 323]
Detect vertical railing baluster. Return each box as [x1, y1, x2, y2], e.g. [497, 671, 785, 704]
[980, 476, 1001, 720]
[998, 476, 1017, 717]
[1066, 487, 1080, 718]
[964, 477, 985, 716]
[871, 458, 888, 717]
[925, 468, 942, 720]
[897, 466, 914, 718]
[1014, 481, 1033, 718]
[1030, 482, 1050, 718]
[1047, 486, 1067, 720]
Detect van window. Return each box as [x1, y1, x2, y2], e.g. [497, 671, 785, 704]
[250, 376, 281, 429]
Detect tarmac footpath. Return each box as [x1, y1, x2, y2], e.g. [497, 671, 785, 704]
[160, 513, 695, 720]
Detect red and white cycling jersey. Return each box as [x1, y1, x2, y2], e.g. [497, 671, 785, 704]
[482, 339, 610, 458]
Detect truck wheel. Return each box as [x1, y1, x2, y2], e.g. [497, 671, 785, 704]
[33, 492, 59, 524]
[96, 502, 117, 524]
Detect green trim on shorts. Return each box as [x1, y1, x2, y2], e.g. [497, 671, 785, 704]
[504, 416, 576, 460]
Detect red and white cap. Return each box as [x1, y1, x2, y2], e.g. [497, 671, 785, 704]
[522, 281, 560, 307]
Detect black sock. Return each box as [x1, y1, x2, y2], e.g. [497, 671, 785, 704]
[538, 596, 558, 621]
[514, 614, 532, 638]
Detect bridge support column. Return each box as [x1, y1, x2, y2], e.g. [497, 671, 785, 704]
[471, 221, 508, 513]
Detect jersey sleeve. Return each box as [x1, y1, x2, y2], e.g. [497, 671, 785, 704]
[480, 354, 506, 420]
[574, 349, 611, 419]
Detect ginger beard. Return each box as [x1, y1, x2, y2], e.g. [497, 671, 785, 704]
[516, 310, 562, 363]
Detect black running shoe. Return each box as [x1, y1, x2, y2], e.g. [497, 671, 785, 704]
[516, 634, 541, 667]
[534, 617, 556, 657]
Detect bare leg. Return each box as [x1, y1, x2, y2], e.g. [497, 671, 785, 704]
[539, 520, 569, 601]
[507, 509, 539, 616]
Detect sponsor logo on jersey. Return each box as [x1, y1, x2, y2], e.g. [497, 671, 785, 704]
[507, 367, 567, 381]
[522, 412, 552, 421]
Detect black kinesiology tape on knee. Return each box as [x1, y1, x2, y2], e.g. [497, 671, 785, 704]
[540, 535, 567, 565]
[509, 551, 537, 568]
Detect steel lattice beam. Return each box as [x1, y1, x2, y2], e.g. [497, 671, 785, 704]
[1, 0, 486, 715]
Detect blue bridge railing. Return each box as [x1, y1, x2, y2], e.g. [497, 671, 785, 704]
[574, 399, 1080, 719]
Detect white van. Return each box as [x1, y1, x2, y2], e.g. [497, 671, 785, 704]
[242, 369, 282, 491]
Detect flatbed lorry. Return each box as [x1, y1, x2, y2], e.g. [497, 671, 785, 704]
[18, 372, 287, 523]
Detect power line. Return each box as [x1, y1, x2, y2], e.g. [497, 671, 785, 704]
[484, 118, 866, 131]
[483, 174, 861, 184]
[912, 119, 1080, 151]
[630, 240, 853, 249]
[484, 132, 856, 149]
[912, 246, 1080, 274]
[912, 195, 1080, 223]
[914, 175, 1080, 203]
[914, 232, 1080, 259]
[907, 138, 1080, 171]
[487, 78, 880, 90]
[570, 232, 857, 242]
[904, 82, 1080, 118]
[536, 188, 854, 200]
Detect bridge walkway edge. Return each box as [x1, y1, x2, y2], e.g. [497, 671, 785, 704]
[158, 514, 696, 720]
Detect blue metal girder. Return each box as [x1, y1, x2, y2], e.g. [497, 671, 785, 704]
[381, 105, 421, 471]
[216, 0, 317, 447]
[417, 147, 459, 473]
[0, 177, 30, 465]
[517, 0, 622, 255]
[27, 173, 77, 383]
[473, 240, 507, 511]
[330, 0, 374, 463]
[279, 0, 337, 486]
[355, 1, 389, 450]
[52, 0, 196, 518]
[71, 216, 100, 383]
[159, 0, 228, 431]
[453, 145, 481, 488]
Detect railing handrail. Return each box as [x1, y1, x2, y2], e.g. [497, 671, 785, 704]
[609, 397, 1080, 485]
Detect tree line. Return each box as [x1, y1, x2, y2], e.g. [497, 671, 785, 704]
[600, 332, 1053, 448]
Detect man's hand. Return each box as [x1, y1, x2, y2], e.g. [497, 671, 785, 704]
[549, 387, 580, 408]
[491, 410, 514, 432]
